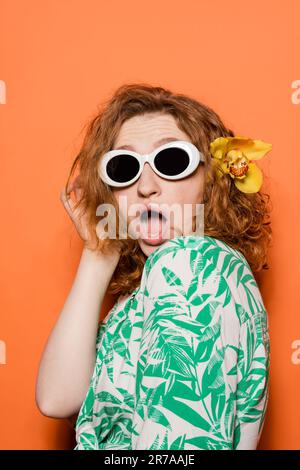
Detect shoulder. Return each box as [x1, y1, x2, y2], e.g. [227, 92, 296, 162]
[142, 235, 267, 325]
[144, 235, 249, 283]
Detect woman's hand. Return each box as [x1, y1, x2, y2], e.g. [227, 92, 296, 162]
[60, 176, 121, 261]
[60, 176, 92, 246]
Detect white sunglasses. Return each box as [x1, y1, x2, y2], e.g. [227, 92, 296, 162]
[98, 140, 205, 188]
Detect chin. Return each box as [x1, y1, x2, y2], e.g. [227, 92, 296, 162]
[138, 238, 169, 257]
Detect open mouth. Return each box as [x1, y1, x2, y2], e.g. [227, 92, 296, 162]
[140, 208, 167, 223]
[139, 207, 168, 243]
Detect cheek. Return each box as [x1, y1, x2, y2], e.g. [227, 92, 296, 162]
[112, 187, 133, 204]
[112, 187, 137, 219]
[167, 171, 204, 204]
[186, 167, 205, 201]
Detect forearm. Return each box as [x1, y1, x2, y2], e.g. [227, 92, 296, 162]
[35, 246, 119, 418]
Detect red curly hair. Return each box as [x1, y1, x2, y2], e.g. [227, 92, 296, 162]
[65, 83, 273, 297]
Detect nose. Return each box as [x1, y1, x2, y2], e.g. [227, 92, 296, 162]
[136, 162, 161, 198]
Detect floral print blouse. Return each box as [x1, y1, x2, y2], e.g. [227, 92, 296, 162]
[74, 235, 270, 450]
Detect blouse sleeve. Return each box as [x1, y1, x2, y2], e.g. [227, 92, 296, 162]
[134, 238, 270, 450]
[233, 310, 270, 449]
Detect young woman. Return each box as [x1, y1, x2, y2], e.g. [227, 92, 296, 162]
[36, 83, 272, 450]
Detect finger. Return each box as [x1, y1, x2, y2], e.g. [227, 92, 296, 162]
[69, 176, 83, 201]
[66, 180, 75, 194]
[74, 186, 83, 201]
[73, 175, 82, 188]
[60, 189, 75, 220]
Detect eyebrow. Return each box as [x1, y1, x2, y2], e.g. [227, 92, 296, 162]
[114, 136, 182, 151]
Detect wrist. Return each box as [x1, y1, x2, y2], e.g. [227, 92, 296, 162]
[81, 243, 120, 268]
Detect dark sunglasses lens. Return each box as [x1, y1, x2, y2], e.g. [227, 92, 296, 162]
[154, 148, 190, 176]
[106, 154, 140, 183]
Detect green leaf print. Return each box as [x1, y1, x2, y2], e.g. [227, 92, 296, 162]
[195, 301, 221, 325]
[163, 396, 212, 432]
[186, 435, 231, 450]
[161, 266, 184, 287]
[215, 274, 233, 307]
[201, 347, 226, 399]
[148, 406, 172, 429]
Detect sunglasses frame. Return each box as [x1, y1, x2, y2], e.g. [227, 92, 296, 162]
[98, 140, 205, 188]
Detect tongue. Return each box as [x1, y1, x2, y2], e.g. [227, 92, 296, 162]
[140, 214, 163, 239]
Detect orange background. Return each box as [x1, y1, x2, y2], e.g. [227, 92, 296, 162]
[0, 0, 300, 450]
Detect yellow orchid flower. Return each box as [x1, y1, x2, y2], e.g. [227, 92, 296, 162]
[209, 135, 272, 193]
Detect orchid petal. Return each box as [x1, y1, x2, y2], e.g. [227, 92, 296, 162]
[234, 162, 263, 193]
[210, 137, 229, 159]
